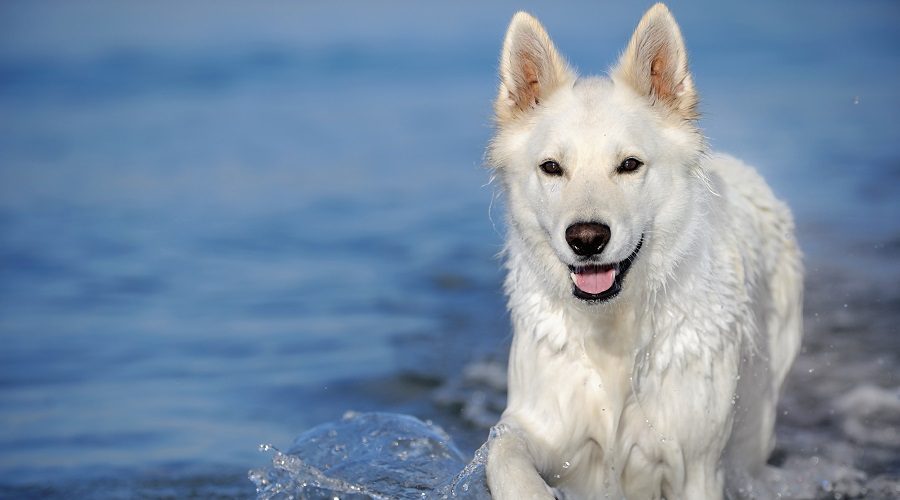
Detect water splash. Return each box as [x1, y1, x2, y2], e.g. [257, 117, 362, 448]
[249, 412, 491, 499]
[437, 439, 491, 499]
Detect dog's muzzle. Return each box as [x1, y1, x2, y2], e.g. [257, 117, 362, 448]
[568, 235, 643, 302]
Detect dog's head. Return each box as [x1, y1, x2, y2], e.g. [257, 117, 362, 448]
[490, 4, 707, 304]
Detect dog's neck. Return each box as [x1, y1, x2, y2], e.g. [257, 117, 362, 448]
[503, 209, 719, 369]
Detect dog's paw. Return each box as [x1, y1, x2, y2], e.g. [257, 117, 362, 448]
[486, 424, 557, 500]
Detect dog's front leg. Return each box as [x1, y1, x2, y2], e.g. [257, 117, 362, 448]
[486, 422, 556, 500]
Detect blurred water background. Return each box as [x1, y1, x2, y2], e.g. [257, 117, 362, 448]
[1, 0, 898, 498]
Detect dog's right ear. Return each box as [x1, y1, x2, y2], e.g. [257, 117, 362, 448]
[496, 12, 574, 125]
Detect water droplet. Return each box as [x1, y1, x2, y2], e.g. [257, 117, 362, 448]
[808, 368, 815, 374]
[259, 443, 273, 452]
[562, 461, 570, 469]
[852, 96, 860, 105]
[811, 456, 819, 465]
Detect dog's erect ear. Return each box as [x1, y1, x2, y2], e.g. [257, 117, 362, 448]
[496, 12, 574, 124]
[612, 3, 698, 120]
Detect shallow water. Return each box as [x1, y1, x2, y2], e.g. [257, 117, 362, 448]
[0, 0, 898, 498]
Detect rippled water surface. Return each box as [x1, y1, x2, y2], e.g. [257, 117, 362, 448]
[1, 1, 898, 498]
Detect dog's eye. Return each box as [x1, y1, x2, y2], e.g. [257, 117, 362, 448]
[617, 157, 644, 173]
[539, 160, 563, 176]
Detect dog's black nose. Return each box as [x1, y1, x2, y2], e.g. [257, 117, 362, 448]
[565, 222, 611, 257]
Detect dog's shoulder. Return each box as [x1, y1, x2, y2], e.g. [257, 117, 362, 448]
[703, 153, 791, 217]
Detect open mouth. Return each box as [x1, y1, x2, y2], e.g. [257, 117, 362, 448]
[568, 236, 643, 302]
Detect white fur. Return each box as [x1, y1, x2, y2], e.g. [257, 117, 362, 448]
[485, 4, 802, 499]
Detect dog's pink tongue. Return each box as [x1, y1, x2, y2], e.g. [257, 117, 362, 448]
[574, 268, 616, 294]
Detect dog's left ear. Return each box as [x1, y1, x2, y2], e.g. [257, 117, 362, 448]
[612, 3, 698, 121]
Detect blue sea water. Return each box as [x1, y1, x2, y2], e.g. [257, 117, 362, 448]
[0, 1, 898, 498]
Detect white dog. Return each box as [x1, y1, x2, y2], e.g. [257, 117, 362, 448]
[485, 4, 802, 499]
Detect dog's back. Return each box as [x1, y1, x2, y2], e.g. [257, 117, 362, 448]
[705, 154, 803, 489]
